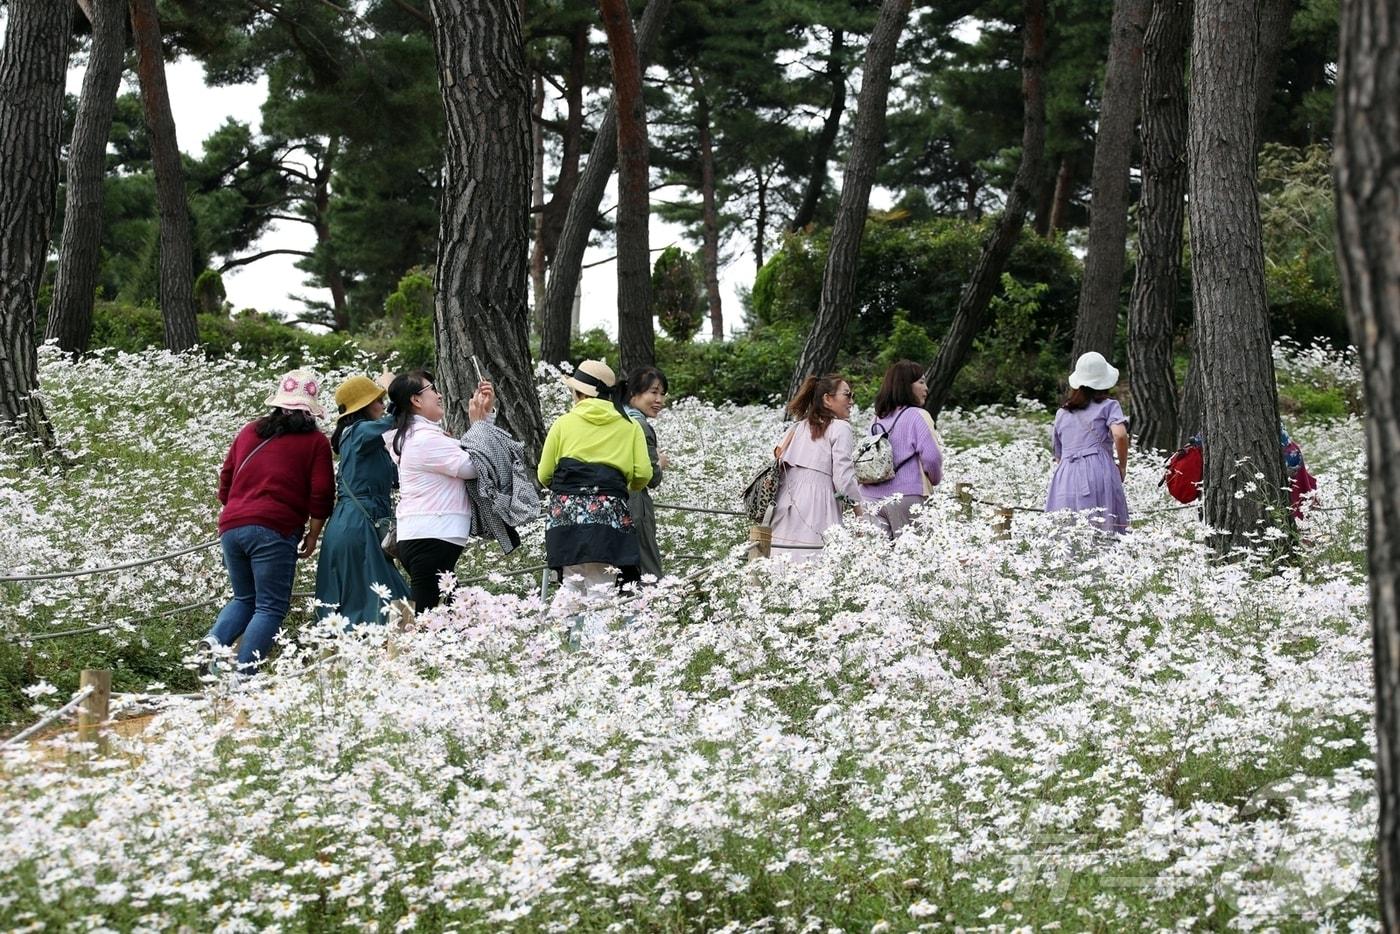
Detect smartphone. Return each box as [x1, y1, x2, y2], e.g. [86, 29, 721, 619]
[470, 354, 485, 384]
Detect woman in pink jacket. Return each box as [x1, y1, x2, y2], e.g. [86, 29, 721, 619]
[768, 373, 864, 562]
[384, 370, 494, 611]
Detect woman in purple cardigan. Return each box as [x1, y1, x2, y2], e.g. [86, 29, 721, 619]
[859, 360, 943, 537]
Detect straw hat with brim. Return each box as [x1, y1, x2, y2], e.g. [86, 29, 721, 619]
[1067, 351, 1119, 391]
[265, 369, 327, 418]
[334, 375, 385, 419]
[562, 359, 616, 397]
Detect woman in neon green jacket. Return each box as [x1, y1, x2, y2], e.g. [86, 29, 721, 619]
[538, 359, 652, 608]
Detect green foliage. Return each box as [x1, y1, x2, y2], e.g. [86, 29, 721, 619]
[1257, 144, 1347, 346]
[87, 301, 362, 364]
[955, 275, 1064, 405]
[749, 214, 1080, 405]
[651, 247, 706, 341]
[373, 266, 436, 371]
[193, 269, 228, 315]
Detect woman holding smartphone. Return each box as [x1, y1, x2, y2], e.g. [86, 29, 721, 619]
[384, 371, 495, 611]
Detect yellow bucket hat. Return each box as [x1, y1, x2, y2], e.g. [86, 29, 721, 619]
[334, 375, 385, 420]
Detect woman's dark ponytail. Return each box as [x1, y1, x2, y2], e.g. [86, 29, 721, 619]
[387, 370, 432, 457]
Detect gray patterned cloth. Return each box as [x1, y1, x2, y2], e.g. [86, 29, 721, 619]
[460, 420, 540, 554]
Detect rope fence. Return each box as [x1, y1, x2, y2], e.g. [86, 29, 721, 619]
[0, 539, 219, 583]
[0, 490, 1361, 649]
[1, 685, 94, 749]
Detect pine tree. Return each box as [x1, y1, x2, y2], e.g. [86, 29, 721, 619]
[0, 0, 71, 444]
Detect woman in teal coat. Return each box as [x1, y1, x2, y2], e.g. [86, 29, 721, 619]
[315, 375, 409, 626]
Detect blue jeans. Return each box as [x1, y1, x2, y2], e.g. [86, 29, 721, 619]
[209, 524, 298, 673]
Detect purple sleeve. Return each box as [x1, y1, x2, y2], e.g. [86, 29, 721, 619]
[916, 415, 942, 486]
[1052, 413, 1063, 460]
[1102, 399, 1127, 427]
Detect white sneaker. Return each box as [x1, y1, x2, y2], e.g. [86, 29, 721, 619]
[198, 637, 222, 677]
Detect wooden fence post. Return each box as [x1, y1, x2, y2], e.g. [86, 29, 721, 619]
[956, 482, 974, 518]
[746, 525, 772, 561]
[77, 669, 111, 748]
[993, 508, 1014, 541]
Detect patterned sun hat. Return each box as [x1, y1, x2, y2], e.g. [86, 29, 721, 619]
[264, 369, 326, 418]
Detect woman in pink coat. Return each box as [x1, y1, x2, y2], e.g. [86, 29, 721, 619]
[769, 373, 864, 562]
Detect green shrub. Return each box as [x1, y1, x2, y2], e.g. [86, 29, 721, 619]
[87, 301, 362, 365]
[651, 247, 706, 341]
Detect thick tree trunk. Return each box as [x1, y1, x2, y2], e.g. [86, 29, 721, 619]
[1188, 0, 1290, 553]
[1125, 0, 1190, 453]
[47, 0, 125, 357]
[312, 137, 349, 331]
[788, 27, 846, 233]
[539, 0, 670, 368]
[130, 0, 198, 352]
[1333, 0, 1400, 922]
[1071, 0, 1152, 361]
[428, 0, 546, 460]
[693, 74, 723, 341]
[0, 0, 70, 445]
[1253, 0, 1295, 133]
[788, 0, 913, 398]
[598, 0, 652, 379]
[922, 0, 1048, 418]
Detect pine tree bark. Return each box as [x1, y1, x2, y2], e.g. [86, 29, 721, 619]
[1334, 0, 1400, 922]
[693, 73, 723, 341]
[1126, 0, 1190, 453]
[788, 27, 846, 233]
[47, 0, 125, 357]
[1188, 0, 1291, 553]
[788, 0, 912, 398]
[539, 0, 670, 368]
[130, 0, 199, 352]
[1071, 0, 1152, 361]
[0, 0, 71, 444]
[428, 0, 545, 459]
[598, 0, 652, 379]
[922, 0, 1048, 418]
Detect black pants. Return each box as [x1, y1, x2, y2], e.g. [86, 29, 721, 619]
[396, 538, 464, 612]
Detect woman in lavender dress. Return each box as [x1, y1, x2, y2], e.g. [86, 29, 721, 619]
[860, 360, 943, 537]
[768, 374, 864, 562]
[1045, 352, 1130, 533]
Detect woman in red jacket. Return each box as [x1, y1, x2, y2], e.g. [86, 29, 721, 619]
[201, 370, 334, 675]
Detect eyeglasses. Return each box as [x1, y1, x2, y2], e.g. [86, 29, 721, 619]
[837, 390, 854, 399]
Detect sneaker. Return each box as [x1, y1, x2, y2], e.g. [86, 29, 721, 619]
[198, 637, 222, 677]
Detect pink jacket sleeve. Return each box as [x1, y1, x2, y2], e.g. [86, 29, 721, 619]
[416, 431, 478, 479]
[829, 421, 862, 502]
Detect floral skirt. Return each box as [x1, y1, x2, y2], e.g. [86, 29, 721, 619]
[544, 491, 640, 571]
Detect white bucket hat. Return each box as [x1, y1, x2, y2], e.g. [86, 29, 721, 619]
[562, 359, 617, 398]
[265, 369, 327, 417]
[1067, 352, 1119, 391]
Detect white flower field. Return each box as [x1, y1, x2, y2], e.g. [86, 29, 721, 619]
[0, 342, 1378, 932]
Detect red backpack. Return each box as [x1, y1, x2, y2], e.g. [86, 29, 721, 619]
[1162, 440, 1203, 504]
